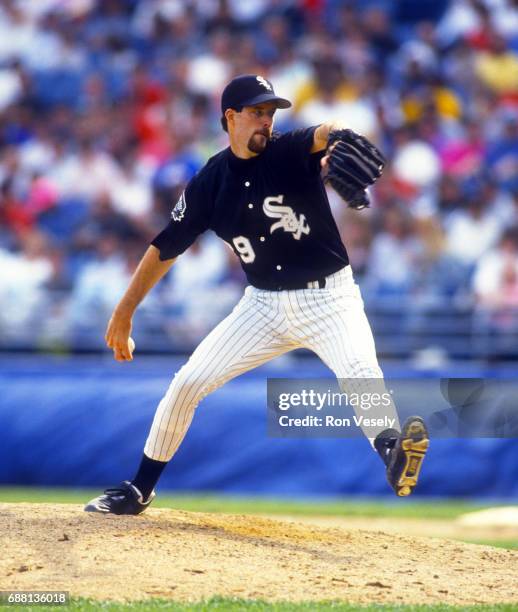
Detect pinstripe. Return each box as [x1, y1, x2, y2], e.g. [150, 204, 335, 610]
[152, 296, 267, 458]
[310, 289, 345, 372]
[179, 290, 291, 404]
[328, 288, 354, 377]
[296, 290, 319, 343]
[167, 342, 290, 459]
[331, 285, 356, 375]
[294, 278, 388, 437]
[314, 285, 371, 376]
[285, 290, 309, 345]
[294, 288, 345, 377]
[144, 264, 399, 463]
[313, 289, 346, 373]
[334, 298, 385, 391]
[151, 299, 260, 457]
[160, 303, 273, 453]
[199, 344, 288, 396]
[169, 313, 272, 443]
[197, 299, 277, 378]
[162, 292, 277, 435]
[170, 303, 290, 452]
[147, 289, 293, 461]
[304, 290, 330, 349]
[337, 281, 359, 373]
[261, 289, 290, 340]
[298, 289, 342, 372]
[283, 290, 297, 332]
[169, 290, 289, 452]
[272, 290, 288, 338]
[154, 318, 262, 459]
[336, 293, 379, 375]
[163, 351, 284, 459]
[298, 275, 399, 439]
[333, 303, 400, 437]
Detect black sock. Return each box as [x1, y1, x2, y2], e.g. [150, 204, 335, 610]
[131, 454, 168, 500]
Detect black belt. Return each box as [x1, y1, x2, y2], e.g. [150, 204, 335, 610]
[252, 276, 327, 291]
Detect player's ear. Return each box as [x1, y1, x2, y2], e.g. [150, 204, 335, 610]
[225, 108, 238, 131]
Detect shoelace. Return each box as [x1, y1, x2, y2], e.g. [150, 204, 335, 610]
[103, 485, 131, 496]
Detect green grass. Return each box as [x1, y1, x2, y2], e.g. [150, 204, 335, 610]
[0, 487, 495, 520]
[459, 539, 518, 550]
[3, 599, 517, 612]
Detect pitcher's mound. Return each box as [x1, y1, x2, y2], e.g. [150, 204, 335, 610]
[1, 503, 517, 605]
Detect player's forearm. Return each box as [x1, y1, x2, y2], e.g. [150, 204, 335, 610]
[115, 245, 176, 317]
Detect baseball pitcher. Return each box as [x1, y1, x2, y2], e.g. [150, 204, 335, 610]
[85, 75, 429, 514]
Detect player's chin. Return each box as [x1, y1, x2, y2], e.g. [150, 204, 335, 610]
[247, 134, 268, 154]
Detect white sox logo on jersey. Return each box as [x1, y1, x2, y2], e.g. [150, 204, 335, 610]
[172, 192, 186, 221]
[263, 195, 310, 240]
[256, 76, 272, 91]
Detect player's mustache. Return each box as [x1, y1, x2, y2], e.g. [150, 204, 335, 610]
[254, 130, 270, 138]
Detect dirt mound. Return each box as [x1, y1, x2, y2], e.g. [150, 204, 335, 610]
[1, 503, 517, 605]
[273, 514, 518, 543]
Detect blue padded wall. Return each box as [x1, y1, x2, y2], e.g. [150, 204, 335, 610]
[0, 356, 517, 498]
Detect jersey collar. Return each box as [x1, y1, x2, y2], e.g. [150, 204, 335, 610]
[226, 147, 262, 173]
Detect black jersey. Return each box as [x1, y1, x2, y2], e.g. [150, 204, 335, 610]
[151, 126, 349, 290]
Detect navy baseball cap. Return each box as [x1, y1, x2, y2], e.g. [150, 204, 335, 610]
[221, 74, 291, 114]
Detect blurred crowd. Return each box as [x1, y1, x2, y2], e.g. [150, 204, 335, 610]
[1, 0, 518, 354]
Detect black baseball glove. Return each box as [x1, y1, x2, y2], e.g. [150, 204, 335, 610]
[324, 128, 386, 210]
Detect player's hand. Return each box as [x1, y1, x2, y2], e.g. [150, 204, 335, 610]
[105, 309, 134, 362]
[321, 153, 329, 176]
[320, 142, 337, 178]
[321, 153, 334, 182]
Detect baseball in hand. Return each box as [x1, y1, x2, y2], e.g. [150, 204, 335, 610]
[128, 336, 135, 353]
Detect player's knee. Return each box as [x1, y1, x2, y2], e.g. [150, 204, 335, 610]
[347, 360, 383, 379]
[171, 367, 209, 403]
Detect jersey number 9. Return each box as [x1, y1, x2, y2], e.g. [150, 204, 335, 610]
[232, 236, 256, 264]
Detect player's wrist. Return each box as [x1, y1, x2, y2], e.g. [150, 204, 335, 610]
[114, 302, 136, 319]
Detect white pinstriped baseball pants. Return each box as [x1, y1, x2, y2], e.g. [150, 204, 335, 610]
[144, 266, 400, 462]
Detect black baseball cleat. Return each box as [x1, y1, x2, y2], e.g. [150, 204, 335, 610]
[374, 416, 429, 497]
[84, 481, 155, 515]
